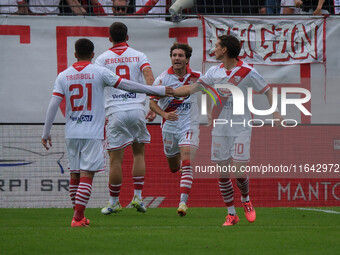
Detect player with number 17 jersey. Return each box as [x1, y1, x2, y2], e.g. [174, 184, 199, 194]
[95, 42, 151, 115]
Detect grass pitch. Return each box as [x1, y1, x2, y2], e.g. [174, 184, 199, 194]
[1, 207, 340, 255]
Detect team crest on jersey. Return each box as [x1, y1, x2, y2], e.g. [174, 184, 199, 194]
[216, 87, 232, 97]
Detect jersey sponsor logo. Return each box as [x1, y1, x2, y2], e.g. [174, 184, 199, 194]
[165, 98, 191, 113]
[70, 115, 93, 123]
[112, 92, 137, 100]
[168, 102, 191, 111]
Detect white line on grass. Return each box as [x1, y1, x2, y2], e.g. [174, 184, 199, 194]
[297, 208, 340, 214]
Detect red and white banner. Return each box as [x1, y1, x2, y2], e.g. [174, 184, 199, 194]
[202, 16, 326, 65]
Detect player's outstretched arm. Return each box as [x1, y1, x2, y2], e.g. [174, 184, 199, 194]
[173, 83, 201, 97]
[41, 96, 62, 150]
[118, 79, 174, 96]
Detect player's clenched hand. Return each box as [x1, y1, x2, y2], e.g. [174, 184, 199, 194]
[164, 110, 178, 121]
[165, 87, 174, 96]
[146, 110, 157, 122]
[41, 136, 52, 150]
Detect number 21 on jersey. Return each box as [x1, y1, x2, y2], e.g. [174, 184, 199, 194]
[69, 83, 92, 111]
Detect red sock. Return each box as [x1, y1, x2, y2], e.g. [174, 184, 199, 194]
[74, 177, 93, 221]
[236, 176, 249, 198]
[109, 183, 121, 198]
[219, 178, 234, 207]
[180, 160, 193, 197]
[69, 178, 79, 209]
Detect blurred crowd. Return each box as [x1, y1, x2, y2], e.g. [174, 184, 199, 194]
[0, 0, 339, 16]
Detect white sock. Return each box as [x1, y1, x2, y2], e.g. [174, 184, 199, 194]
[109, 196, 119, 206]
[180, 194, 189, 204]
[241, 195, 249, 203]
[134, 190, 142, 200]
[227, 206, 236, 215]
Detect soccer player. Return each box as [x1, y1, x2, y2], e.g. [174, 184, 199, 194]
[149, 42, 201, 216]
[41, 38, 172, 227]
[95, 22, 156, 215]
[173, 35, 284, 225]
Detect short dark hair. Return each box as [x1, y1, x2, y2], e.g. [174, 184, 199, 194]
[218, 35, 241, 59]
[75, 38, 94, 59]
[170, 42, 192, 59]
[109, 22, 128, 43]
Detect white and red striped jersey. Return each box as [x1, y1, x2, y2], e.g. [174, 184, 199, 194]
[198, 59, 269, 137]
[95, 42, 151, 115]
[152, 66, 201, 134]
[53, 61, 122, 139]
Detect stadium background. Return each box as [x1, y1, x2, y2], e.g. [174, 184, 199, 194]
[1, 15, 340, 209]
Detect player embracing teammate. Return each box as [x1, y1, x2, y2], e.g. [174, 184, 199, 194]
[173, 35, 284, 225]
[41, 38, 172, 227]
[96, 22, 156, 215]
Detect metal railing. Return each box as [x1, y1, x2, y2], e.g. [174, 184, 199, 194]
[0, 2, 339, 17]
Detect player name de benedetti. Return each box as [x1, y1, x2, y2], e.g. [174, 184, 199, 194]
[105, 56, 140, 65]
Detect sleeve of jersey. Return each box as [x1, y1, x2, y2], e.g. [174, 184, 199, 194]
[117, 79, 166, 96]
[52, 77, 65, 99]
[139, 53, 151, 72]
[249, 69, 270, 94]
[197, 68, 214, 88]
[41, 96, 62, 140]
[149, 77, 162, 102]
[94, 56, 105, 67]
[101, 67, 122, 87]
